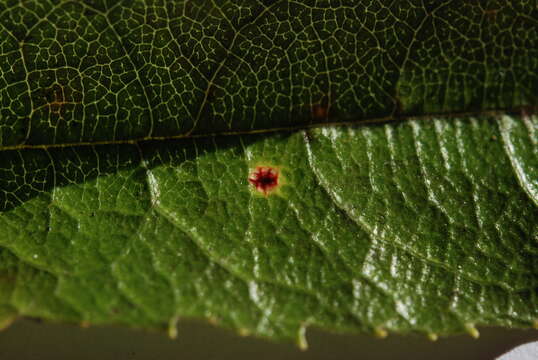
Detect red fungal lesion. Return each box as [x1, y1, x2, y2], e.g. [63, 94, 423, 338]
[248, 166, 279, 196]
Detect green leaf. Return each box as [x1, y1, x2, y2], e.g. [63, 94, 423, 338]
[0, 0, 537, 344]
[1, 1, 537, 146]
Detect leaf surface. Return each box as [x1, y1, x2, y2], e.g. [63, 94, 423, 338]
[0, 0, 537, 343]
[1, 0, 537, 146]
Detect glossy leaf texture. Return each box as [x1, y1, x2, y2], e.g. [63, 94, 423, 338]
[0, 0, 537, 343]
[1, 114, 537, 341]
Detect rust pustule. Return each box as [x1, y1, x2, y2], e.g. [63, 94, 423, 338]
[248, 166, 279, 195]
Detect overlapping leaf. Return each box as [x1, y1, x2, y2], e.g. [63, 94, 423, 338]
[0, 0, 537, 343]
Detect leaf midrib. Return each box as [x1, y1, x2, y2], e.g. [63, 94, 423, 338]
[2, 107, 534, 152]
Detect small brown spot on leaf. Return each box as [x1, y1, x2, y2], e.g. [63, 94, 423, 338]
[37, 83, 80, 121]
[312, 103, 328, 120]
[48, 85, 69, 116]
[484, 8, 500, 21]
[310, 93, 332, 121]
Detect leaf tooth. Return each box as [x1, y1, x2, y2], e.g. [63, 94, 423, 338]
[464, 323, 480, 339]
[80, 321, 90, 329]
[374, 327, 388, 339]
[0, 314, 16, 331]
[297, 324, 308, 351]
[168, 316, 179, 339]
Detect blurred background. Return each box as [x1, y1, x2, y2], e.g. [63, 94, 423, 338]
[0, 319, 537, 359]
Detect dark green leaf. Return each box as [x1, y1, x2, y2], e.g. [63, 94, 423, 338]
[0, 0, 537, 344]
